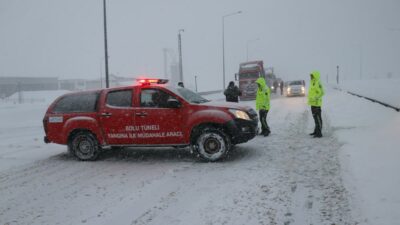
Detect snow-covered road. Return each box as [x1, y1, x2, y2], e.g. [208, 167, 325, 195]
[0, 94, 359, 225]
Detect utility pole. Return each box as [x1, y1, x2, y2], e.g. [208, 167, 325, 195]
[195, 75, 198, 92]
[359, 45, 363, 80]
[222, 11, 242, 90]
[178, 29, 184, 83]
[103, 0, 110, 88]
[336, 65, 340, 85]
[163, 48, 168, 78]
[99, 58, 103, 88]
[17, 82, 22, 104]
[246, 38, 259, 61]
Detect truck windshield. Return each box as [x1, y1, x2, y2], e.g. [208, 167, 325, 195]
[239, 72, 259, 79]
[170, 87, 209, 104]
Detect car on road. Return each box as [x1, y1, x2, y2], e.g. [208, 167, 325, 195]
[43, 79, 258, 162]
[284, 80, 306, 97]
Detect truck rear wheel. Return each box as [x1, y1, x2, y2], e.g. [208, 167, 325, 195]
[193, 128, 231, 162]
[69, 131, 99, 161]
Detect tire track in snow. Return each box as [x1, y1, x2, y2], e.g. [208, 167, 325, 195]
[0, 153, 193, 225]
[273, 105, 356, 225]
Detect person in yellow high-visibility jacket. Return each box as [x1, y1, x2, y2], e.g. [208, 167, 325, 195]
[256, 77, 271, 136]
[307, 71, 324, 138]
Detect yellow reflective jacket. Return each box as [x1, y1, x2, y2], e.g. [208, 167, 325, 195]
[307, 71, 324, 106]
[256, 77, 270, 110]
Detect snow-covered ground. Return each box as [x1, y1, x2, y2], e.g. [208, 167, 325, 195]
[330, 79, 400, 225]
[0, 81, 399, 225]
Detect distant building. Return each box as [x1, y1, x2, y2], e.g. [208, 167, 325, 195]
[58, 75, 134, 91]
[0, 77, 58, 98]
[58, 79, 87, 91]
[0, 75, 134, 99]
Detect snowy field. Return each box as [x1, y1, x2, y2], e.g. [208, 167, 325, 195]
[0, 81, 399, 225]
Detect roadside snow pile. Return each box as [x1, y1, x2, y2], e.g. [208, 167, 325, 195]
[325, 87, 400, 225]
[337, 78, 400, 108]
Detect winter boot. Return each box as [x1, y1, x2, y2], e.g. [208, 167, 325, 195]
[313, 130, 322, 138]
[313, 133, 322, 138]
[309, 127, 316, 135]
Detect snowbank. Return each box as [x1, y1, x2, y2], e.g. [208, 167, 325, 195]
[325, 86, 400, 225]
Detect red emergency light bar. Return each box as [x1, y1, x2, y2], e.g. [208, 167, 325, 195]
[137, 78, 169, 85]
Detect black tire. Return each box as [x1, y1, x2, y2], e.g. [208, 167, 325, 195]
[192, 127, 231, 162]
[69, 131, 100, 161]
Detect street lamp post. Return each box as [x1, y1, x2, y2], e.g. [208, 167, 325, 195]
[246, 38, 260, 61]
[222, 11, 242, 90]
[359, 43, 363, 80]
[336, 65, 340, 85]
[103, 0, 110, 88]
[178, 29, 185, 83]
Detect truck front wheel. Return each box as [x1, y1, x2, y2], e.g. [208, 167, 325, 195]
[193, 128, 231, 162]
[69, 131, 99, 161]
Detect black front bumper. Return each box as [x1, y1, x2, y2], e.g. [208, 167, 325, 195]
[225, 117, 258, 144]
[44, 136, 50, 144]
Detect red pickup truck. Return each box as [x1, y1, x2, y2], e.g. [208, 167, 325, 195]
[43, 79, 258, 161]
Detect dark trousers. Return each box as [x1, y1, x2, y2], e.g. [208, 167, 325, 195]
[311, 106, 322, 134]
[259, 109, 270, 134]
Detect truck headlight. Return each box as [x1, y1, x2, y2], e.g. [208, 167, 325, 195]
[229, 109, 251, 120]
[301, 86, 305, 93]
[287, 87, 291, 92]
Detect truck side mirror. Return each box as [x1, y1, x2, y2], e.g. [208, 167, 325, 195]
[235, 73, 238, 81]
[167, 99, 181, 108]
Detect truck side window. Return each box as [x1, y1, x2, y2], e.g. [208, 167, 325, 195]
[106, 90, 132, 107]
[53, 92, 99, 113]
[140, 89, 177, 108]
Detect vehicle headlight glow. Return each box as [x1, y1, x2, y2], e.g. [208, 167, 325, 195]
[301, 86, 305, 92]
[229, 109, 251, 120]
[287, 87, 291, 92]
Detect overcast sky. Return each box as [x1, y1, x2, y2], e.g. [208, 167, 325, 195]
[0, 0, 399, 91]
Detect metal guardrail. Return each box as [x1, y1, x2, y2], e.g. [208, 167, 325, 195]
[333, 87, 400, 112]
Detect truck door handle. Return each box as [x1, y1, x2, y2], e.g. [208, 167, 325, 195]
[101, 112, 112, 117]
[135, 112, 148, 117]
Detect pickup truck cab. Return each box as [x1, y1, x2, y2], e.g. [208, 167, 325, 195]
[43, 79, 258, 161]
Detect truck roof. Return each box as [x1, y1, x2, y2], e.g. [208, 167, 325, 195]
[239, 61, 264, 72]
